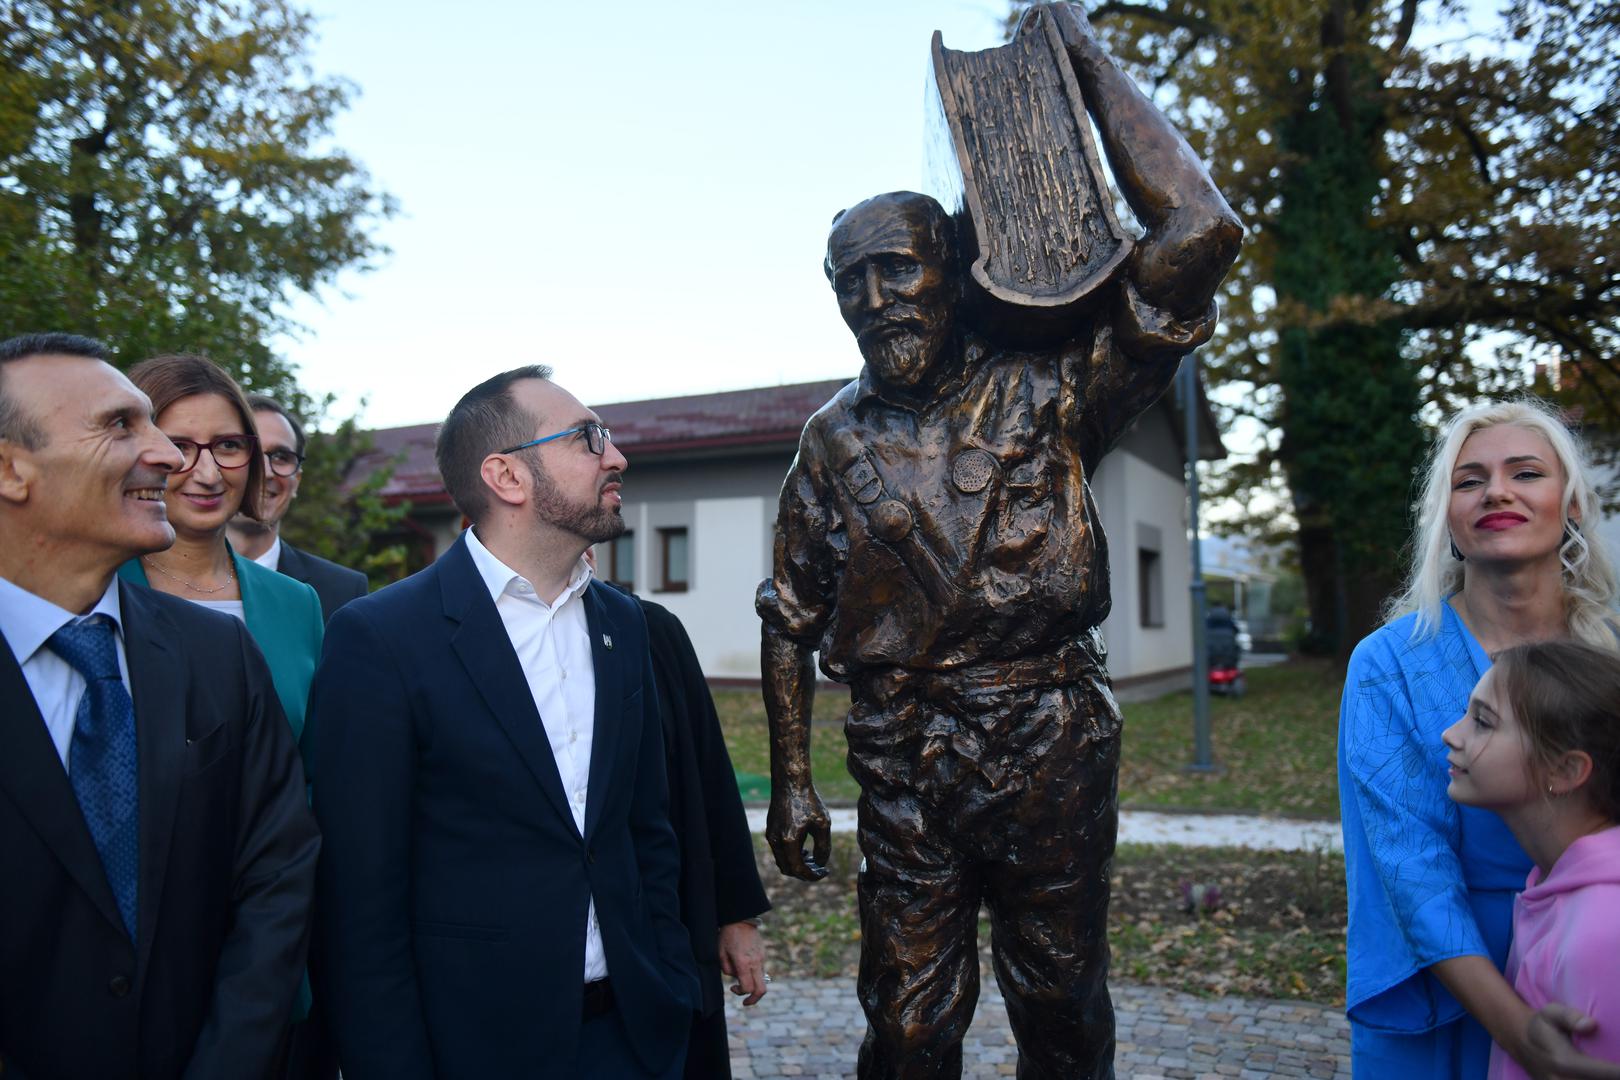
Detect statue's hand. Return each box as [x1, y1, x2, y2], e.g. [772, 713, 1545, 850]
[1043, 2, 1101, 54]
[766, 782, 832, 882]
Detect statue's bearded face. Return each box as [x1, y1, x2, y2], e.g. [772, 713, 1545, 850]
[827, 200, 957, 392]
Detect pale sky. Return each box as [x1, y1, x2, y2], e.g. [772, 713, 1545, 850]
[284, 0, 1009, 428]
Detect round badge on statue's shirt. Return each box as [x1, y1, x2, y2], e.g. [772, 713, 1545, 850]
[951, 448, 996, 494]
[870, 499, 914, 541]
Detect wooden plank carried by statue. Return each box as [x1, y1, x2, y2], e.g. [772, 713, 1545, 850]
[927, 5, 1133, 343]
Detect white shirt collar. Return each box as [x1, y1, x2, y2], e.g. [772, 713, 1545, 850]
[0, 573, 124, 665]
[253, 535, 283, 571]
[463, 527, 593, 608]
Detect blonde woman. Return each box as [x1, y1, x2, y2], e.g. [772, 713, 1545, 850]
[1339, 397, 1620, 1078]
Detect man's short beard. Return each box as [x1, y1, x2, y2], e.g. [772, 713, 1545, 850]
[523, 455, 625, 545]
[862, 321, 953, 390]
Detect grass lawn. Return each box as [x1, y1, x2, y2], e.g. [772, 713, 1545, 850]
[1116, 658, 1342, 819]
[756, 835, 1348, 1004]
[714, 657, 1344, 818]
[714, 683, 860, 802]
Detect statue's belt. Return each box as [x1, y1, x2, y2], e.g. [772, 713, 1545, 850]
[851, 636, 1107, 699]
[845, 640, 1116, 792]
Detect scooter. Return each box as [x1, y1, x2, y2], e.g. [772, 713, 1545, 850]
[1205, 616, 1245, 697]
[1208, 663, 1246, 697]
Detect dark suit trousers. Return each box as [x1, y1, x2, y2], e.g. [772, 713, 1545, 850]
[271, 1011, 338, 1080]
[685, 1006, 732, 1080]
[579, 1007, 687, 1080]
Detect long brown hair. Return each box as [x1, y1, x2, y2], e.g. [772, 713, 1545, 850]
[127, 354, 265, 521]
[1492, 640, 1620, 823]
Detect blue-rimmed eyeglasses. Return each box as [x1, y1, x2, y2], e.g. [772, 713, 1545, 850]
[498, 422, 612, 457]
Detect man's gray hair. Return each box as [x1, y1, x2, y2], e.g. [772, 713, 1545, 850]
[0, 333, 111, 449]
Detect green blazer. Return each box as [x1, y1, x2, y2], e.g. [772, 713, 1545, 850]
[118, 546, 323, 1024]
[118, 547, 323, 746]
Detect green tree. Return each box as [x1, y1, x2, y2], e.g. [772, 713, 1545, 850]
[2, 0, 403, 573]
[1007, 0, 1619, 654]
[281, 398, 409, 586]
[0, 0, 393, 392]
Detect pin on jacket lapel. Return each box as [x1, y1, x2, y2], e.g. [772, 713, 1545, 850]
[437, 537, 580, 834]
[581, 583, 623, 842]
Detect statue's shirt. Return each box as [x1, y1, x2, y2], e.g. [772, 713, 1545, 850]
[758, 283, 1216, 679]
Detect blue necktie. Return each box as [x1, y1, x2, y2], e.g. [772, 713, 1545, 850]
[48, 615, 139, 942]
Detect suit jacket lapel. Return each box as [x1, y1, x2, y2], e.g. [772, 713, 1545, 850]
[234, 544, 268, 640]
[439, 537, 576, 831]
[581, 584, 622, 842]
[0, 616, 133, 944]
[120, 582, 186, 974]
[276, 542, 312, 585]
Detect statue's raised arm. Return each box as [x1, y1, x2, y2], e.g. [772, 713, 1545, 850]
[1044, 2, 1242, 314]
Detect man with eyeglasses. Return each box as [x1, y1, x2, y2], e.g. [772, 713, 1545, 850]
[307, 366, 700, 1079]
[0, 333, 320, 1079]
[227, 395, 369, 623]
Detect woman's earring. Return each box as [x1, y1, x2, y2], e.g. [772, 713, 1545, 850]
[1450, 537, 1465, 562]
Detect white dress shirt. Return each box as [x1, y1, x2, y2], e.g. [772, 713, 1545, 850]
[463, 528, 607, 981]
[251, 536, 282, 571]
[192, 598, 247, 622]
[0, 574, 131, 770]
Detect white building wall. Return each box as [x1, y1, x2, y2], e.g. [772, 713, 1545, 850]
[1092, 451, 1134, 678]
[1095, 451, 1194, 680]
[420, 513, 463, 561]
[623, 495, 769, 679]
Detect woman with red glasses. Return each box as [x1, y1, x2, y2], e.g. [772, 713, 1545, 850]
[118, 354, 328, 1079]
[119, 354, 323, 741]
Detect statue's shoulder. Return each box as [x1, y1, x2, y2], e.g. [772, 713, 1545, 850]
[802, 377, 864, 437]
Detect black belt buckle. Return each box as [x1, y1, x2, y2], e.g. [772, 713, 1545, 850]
[582, 977, 615, 1019]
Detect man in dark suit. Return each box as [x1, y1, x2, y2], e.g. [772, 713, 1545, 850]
[635, 594, 772, 1079]
[227, 395, 368, 622]
[308, 365, 700, 1079]
[0, 333, 321, 1079]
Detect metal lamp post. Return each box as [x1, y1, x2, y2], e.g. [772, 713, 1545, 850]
[1183, 355, 1216, 772]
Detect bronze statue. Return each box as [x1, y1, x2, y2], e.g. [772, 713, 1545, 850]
[755, 5, 1242, 1078]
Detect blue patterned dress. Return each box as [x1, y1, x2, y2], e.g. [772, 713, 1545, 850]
[1339, 604, 1532, 1077]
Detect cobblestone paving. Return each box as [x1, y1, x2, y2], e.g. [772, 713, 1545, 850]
[726, 979, 1350, 1079]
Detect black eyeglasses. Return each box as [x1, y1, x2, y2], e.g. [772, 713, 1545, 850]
[498, 422, 613, 457]
[264, 448, 305, 477]
[169, 434, 259, 475]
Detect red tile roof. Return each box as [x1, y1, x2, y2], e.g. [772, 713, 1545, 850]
[354, 378, 852, 502]
[356, 422, 444, 502]
[594, 378, 851, 455]
[353, 370, 1221, 502]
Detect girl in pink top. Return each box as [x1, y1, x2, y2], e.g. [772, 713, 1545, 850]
[1445, 639, 1620, 1080]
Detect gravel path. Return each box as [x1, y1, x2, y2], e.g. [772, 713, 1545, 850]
[743, 807, 1343, 853]
[725, 978, 1350, 1079]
